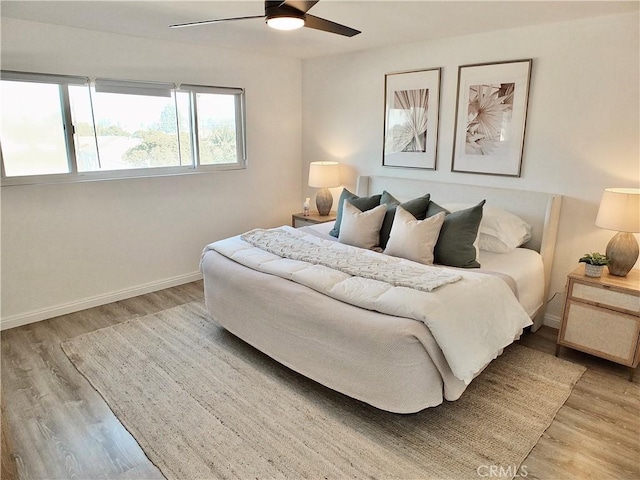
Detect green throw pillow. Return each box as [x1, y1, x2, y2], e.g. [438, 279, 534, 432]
[329, 188, 382, 238]
[379, 191, 431, 249]
[425, 200, 449, 217]
[431, 200, 485, 268]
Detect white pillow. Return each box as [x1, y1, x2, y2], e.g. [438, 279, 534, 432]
[442, 203, 532, 253]
[338, 201, 386, 249]
[478, 234, 515, 254]
[384, 207, 445, 265]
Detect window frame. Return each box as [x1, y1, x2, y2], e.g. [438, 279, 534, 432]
[0, 71, 247, 186]
[179, 83, 247, 169]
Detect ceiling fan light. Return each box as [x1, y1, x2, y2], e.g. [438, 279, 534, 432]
[266, 16, 305, 31]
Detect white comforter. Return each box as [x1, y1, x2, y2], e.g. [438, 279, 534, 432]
[204, 226, 532, 385]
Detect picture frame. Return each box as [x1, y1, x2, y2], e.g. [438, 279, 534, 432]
[382, 68, 441, 170]
[451, 59, 532, 177]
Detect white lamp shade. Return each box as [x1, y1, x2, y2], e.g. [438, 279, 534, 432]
[595, 188, 640, 233]
[308, 161, 341, 188]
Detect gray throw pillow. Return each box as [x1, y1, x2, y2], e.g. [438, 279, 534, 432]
[329, 188, 382, 238]
[426, 200, 449, 217]
[431, 200, 485, 268]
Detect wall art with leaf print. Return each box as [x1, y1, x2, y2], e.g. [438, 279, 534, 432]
[383, 68, 441, 170]
[452, 59, 532, 177]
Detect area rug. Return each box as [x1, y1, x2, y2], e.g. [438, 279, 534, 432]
[62, 302, 585, 480]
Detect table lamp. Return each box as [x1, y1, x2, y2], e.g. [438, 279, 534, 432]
[595, 188, 640, 276]
[308, 161, 341, 215]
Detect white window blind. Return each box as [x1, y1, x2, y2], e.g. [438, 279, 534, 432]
[95, 78, 174, 97]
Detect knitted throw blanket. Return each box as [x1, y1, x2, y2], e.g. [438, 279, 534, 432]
[241, 228, 461, 292]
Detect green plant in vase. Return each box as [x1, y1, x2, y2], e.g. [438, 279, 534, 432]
[579, 252, 609, 277]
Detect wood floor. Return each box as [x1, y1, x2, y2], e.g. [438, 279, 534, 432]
[1, 281, 638, 479]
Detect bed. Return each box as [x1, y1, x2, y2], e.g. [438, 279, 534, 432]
[201, 175, 562, 413]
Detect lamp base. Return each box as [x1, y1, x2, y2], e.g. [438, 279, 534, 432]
[606, 231, 639, 276]
[315, 188, 333, 216]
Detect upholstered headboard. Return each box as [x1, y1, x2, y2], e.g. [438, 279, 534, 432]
[356, 175, 562, 330]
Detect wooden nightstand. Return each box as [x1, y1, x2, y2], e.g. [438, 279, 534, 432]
[291, 211, 337, 228]
[556, 264, 640, 380]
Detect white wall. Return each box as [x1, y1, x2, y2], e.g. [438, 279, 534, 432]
[302, 12, 639, 324]
[2, 13, 638, 329]
[1, 18, 303, 327]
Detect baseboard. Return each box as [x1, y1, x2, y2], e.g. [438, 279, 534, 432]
[0, 271, 203, 331]
[543, 312, 561, 330]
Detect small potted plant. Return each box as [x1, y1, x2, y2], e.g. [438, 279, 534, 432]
[579, 252, 609, 278]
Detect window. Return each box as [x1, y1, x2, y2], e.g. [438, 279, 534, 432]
[0, 71, 246, 185]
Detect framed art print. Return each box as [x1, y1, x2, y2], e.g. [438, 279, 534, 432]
[452, 59, 532, 177]
[383, 68, 441, 170]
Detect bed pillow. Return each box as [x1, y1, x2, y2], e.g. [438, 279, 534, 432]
[481, 207, 532, 252]
[338, 201, 387, 249]
[432, 200, 485, 268]
[443, 203, 532, 253]
[329, 188, 382, 238]
[379, 191, 431, 249]
[479, 235, 517, 254]
[384, 207, 445, 265]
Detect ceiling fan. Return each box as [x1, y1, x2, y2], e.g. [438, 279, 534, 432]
[169, 0, 361, 37]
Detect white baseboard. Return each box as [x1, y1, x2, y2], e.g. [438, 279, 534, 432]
[543, 312, 561, 330]
[1, 271, 203, 331]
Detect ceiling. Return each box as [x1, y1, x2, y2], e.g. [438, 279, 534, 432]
[1, 1, 638, 59]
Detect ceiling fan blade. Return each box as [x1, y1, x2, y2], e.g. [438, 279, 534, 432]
[282, 0, 319, 14]
[304, 14, 360, 37]
[170, 15, 264, 29]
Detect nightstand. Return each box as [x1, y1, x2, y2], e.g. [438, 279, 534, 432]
[291, 211, 336, 228]
[556, 264, 640, 380]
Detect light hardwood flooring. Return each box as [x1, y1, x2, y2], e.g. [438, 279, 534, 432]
[1, 281, 638, 479]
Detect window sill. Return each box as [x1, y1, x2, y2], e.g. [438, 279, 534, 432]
[1, 163, 246, 187]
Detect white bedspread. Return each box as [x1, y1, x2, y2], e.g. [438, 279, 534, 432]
[203, 226, 533, 385]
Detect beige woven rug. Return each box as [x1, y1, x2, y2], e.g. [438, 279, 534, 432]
[62, 301, 585, 480]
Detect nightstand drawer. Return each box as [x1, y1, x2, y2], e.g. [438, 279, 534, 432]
[294, 218, 319, 228]
[571, 282, 640, 314]
[562, 300, 640, 365]
[291, 212, 336, 228]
